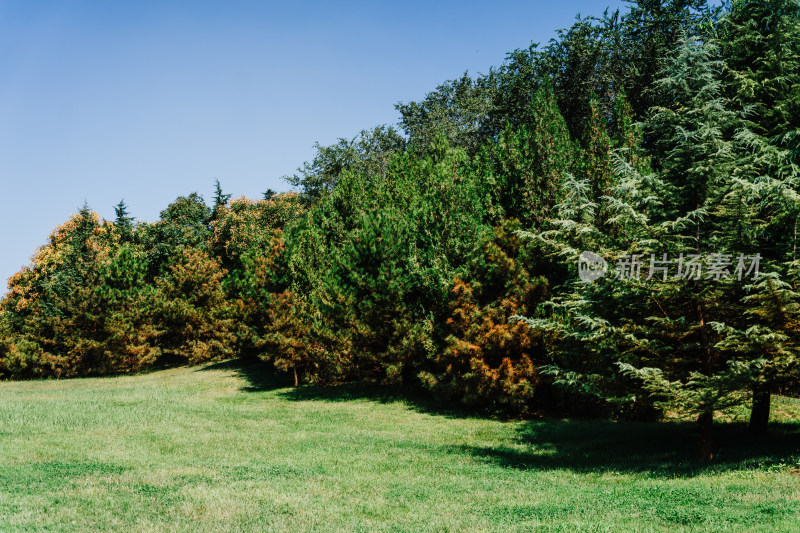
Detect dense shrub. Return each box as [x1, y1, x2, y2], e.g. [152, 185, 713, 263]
[420, 220, 548, 413]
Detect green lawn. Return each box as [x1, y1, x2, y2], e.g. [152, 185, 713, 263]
[1, 360, 798, 532]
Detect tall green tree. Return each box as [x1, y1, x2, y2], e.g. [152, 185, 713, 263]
[718, 0, 800, 163]
[475, 81, 577, 226]
[519, 36, 759, 460]
[396, 73, 495, 157]
[715, 0, 800, 432]
[0, 209, 163, 378]
[620, 0, 719, 119]
[421, 220, 549, 414]
[212, 179, 232, 219]
[140, 193, 212, 278]
[286, 125, 406, 204]
[113, 199, 134, 239]
[286, 136, 489, 385]
[154, 247, 235, 365]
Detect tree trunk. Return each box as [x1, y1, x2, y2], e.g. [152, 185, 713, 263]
[694, 298, 714, 462]
[698, 411, 714, 461]
[293, 367, 299, 387]
[749, 386, 771, 436]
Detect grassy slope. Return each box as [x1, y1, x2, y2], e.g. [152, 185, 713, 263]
[0, 360, 798, 532]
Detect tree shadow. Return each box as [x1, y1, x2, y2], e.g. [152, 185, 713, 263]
[199, 358, 495, 419]
[453, 418, 800, 477]
[276, 380, 490, 420]
[199, 358, 800, 477]
[198, 358, 295, 392]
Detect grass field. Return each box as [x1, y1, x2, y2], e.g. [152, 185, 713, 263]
[1, 360, 799, 532]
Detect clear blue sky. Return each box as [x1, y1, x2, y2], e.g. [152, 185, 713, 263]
[0, 0, 627, 290]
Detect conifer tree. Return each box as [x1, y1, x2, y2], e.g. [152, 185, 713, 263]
[620, 0, 719, 119]
[212, 179, 232, 219]
[286, 135, 489, 385]
[518, 36, 757, 460]
[140, 193, 212, 278]
[476, 81, 577, 226]
[1, 210, 162, 377]
[421, 220, 548, 413]
[396, 74, 494, 157]
[718, 0, 800, 165]
[113, 199, 135, 241]
[113, 199, 133, 227]
[537, 15, 614, 139]
[715, 0, 800, 432]
[581, 96, 615, 220]
[286, 126, 406, 204]
[155, 247, 235, 365]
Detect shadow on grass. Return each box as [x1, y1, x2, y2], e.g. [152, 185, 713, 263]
[454, 418, 800, 477]
[201, 358, 800, 476]
[200, 357, 498, 419]
[198, 358, 295, 392]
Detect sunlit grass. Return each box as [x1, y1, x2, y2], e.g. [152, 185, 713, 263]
[1, 360, 798, 532]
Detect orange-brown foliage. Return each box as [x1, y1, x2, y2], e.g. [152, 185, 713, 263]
[421, 221, 548, 413]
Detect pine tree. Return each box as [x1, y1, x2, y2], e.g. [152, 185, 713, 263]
[286, 135, 489, 385]
[113, 199, 134, 240]
[140, 193, 212, 278]
[718, 0, 800, 166]
[0, 210, 163, 377]
[421, 220, 549, 413]
[286, 126, 406, 204]
[476, 81, 577, 226]
[581, 96, 615, 220]
[614, 35, 748, 459]
[212, 179, 232, 218]
[716, 0, 800, 432]
[154, 247, 235, 365]
[620, 0, 719, 119]
[517, 37, 757, 460]
[396, 74, 494, 157]
[537, 16, 611, 139]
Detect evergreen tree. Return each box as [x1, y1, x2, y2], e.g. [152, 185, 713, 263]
[113, 199, 133, 228]
[537, 14, 617, 139]
[286, 125, 406, 205]
[620, 0, 719, 119]
[718, 0, 800, 164]
[140, 193, 212, 278]
[645, 34, 737, 221]
[475, 81, 577, 226]
[581, 96, 616, 218]
[113, 199, 135, 241]
[421, 220, 549, 413]
[0, 210, 163, 377]
[286, 135, 489, 385]
[715, 0, 800, 432]
[396, 73, 495, 157]
[518, 36, 758, 460]
[209, 193, 302, 271]
[154, 247, 235, 365]
[212, 179, 232, 219]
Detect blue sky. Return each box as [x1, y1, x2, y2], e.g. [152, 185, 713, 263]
[0, 0, 627, 289]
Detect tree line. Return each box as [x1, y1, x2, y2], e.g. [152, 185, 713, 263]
[2, 0, 799, 460]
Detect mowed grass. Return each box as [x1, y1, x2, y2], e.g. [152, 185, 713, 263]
[1, 361, 799, 532]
